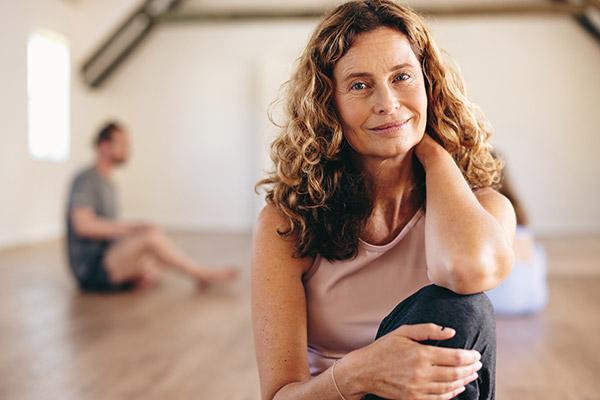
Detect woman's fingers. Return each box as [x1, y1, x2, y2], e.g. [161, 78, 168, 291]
[424, 372, 479, 395]
[425, 344, 481, 366]
[393, 323, 456, 342]
[429, 362, 482, 382]
[372, 325, 483, 400]
[421, 385, 467, 400]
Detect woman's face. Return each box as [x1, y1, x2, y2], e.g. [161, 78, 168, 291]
[333, 27, 428, 161]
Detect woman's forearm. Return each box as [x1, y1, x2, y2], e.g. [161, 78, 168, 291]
[272, 351, 366, 400]
[420, 146, 513, 294]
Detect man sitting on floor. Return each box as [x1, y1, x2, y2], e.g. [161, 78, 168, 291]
[65, 121, 238, 292]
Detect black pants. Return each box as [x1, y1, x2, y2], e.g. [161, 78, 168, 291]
[364, 284, 496, 400]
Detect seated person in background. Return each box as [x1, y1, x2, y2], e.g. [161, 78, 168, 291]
[486, 167, 548, 314]
[498, 169, 533, 262]
[66, 121, 238, 292]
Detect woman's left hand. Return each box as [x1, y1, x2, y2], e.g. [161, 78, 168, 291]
[414, 133, 446, 168]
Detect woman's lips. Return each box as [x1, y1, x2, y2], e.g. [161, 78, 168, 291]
[369, 118, 412, 134]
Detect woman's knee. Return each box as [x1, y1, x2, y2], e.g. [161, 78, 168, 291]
[415, 285, 495, 346]
[378, 285, 495, 348]
[418, 285, 494, 323]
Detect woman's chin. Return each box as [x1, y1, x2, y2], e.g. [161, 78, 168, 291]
[358, 147, 416, 162]
[346, 132, 422, 161]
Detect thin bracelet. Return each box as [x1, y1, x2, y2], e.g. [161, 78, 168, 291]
[331, 359, 348, 400]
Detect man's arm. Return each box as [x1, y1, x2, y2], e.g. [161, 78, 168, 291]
[416, 135, 516, 295]
[71, 207, 136, 241]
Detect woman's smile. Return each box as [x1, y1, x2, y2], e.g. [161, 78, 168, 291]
[367, 117, 413, 136]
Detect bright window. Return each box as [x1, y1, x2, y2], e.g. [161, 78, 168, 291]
[27, 30, 70, 162]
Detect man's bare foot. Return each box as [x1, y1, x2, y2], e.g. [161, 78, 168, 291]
[196, 267, 239, 289]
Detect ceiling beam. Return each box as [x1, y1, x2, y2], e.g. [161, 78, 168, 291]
[82, 1, 598, 89]
[551, 0, 600, 45]
[158, 2, 592, 23]
[81, 0, 183, 89]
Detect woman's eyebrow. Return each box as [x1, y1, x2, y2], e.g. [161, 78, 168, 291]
[342, 63, 414, 82]
[342, 71, 372, 82]
[389, 62, 414, 72]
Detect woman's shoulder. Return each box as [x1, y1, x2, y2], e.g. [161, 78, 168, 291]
[255, 203, 294, 242]
[256, 203, 288, 226]
[253, 204, 315, 275]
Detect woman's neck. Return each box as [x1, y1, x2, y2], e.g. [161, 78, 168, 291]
[355, 150, 423, 244]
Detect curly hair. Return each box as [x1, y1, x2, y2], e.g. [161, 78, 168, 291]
[256, 0, 503, 261]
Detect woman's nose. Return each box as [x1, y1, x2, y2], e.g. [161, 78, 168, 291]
[373, 86, 400, 115]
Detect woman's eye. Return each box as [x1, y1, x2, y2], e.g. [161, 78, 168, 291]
[350, 82, 367, 91]
[394, 73, 411, 82]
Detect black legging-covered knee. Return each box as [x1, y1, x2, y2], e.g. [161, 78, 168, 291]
[363, 284, 496, 400]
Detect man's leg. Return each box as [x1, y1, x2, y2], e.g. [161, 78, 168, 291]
[131, 253, 162, 289]
[364, 284, 496, 400]
[104, 226, 237, 285]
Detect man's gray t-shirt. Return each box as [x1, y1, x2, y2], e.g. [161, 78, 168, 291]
[66, 166, 118, 281]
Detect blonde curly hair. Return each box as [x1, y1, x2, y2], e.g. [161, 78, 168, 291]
[256, 0, 503, 261]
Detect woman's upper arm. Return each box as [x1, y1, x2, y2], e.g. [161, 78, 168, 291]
[473, 187, 517, 246]
[251, 204, 314, 400]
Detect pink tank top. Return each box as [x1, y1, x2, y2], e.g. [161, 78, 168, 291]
[302, 208, 431, 376]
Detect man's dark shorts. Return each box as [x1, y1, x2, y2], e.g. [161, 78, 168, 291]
[73, 250, 135, 293]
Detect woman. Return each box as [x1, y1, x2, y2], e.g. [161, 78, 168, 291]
[252, 1, 516, 399]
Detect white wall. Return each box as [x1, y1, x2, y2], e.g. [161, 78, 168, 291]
[109, 16, 600, 235]
[0, 0, 139, 248]
[106, 22, 312, 232]
[429, 16, 600, 234]
[1, 2, 599, 250]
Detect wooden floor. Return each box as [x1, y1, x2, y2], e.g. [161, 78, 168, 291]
[0, 233, 599, 400]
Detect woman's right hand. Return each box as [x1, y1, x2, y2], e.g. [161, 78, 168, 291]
[343, 323, 482, 400]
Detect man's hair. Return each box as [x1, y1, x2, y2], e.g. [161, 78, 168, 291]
[94, 121, 123, 147]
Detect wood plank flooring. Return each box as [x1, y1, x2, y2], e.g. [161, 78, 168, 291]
[0, 233, 598, 399]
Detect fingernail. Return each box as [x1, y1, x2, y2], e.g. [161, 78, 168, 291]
[459, 386, 466, 393]
[475, 361, 482, 370]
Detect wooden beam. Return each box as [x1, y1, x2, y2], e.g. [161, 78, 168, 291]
[552, 0, 600, 48]
[81, 0, 183, 89]
[82, 0, 598, 89]
[158, 3, 591, 24]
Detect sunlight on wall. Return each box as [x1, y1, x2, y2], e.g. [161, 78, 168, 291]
[27, 30, 70, 162]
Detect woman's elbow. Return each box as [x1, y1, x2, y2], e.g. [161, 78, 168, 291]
[431, 247, 514, 295]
